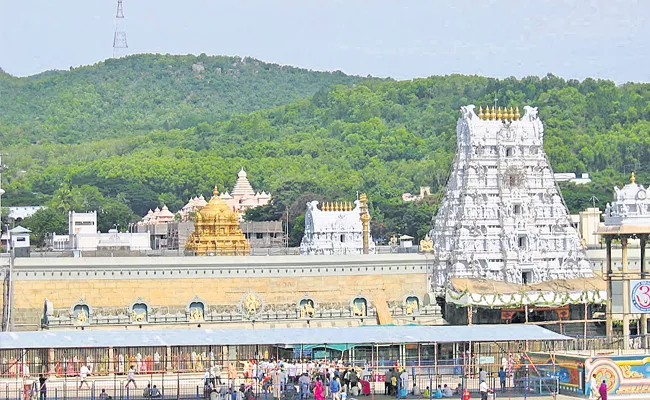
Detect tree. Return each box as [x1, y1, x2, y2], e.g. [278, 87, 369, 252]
[22, 208, 67, 247]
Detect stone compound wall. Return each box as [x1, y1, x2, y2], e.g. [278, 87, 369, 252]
[4, 254, 431, 330]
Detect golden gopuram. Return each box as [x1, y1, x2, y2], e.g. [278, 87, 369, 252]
[185, 187, 251, 256]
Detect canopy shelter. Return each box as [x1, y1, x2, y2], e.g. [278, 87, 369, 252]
[0, 324, 571, 350]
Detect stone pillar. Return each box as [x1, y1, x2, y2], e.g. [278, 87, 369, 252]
[606, 237, 613, 337]
[641, 235, 648, 339]
[166, 346, 172, 371]
[622, 237, 631, 348]
[48, 348, 55, 374]
[108, 347, 114, 375]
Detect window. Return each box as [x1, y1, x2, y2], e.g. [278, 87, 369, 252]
[518, 236, 526, 248]
[74, 221, 94, 226]
[340, 234, 345, 243]
[513, 204, 522, 215]
[17, 237, 26, 242]
[522, 271, 532, 285]
[256, 233, 264, 239]
[506, 147, 513, 157]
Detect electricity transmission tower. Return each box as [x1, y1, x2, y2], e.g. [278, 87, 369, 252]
[112, 0, 128, 58]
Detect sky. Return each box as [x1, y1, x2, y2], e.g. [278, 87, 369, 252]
[1, 0, 648, 83]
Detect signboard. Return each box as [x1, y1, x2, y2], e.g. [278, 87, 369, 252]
[478, 356, 495, 364]
[630, 280, 650, 313]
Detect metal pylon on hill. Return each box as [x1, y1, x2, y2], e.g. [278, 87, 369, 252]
[113, 0, 128, 58]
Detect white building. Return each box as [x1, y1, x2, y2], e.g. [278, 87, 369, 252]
[300, 200, 375, 255]
[429, 105, 593, 290]
[402, 186, 432, 202]
[50, 211, 150, 252]
[553, 173, 592, 185]
[7, 206, 45, 222]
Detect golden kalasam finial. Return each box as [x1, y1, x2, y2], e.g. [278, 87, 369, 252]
[478, 106, 484, 120]
[213, 186, 219, 196]
[631, 172, 636, 184]
[349, 201, 353, 211]
[508, 106, 514, 120]
[484, 106, 491, 120]
[514, 106, 520, 120]
[497, 107, 503, 120]
[490, 106, 496, 120]
[336, 202, 341, 212]
[322, 202, 327, 211]
[325, 202, 330, 211]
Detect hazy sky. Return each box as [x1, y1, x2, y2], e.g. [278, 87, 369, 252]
[1, 0, 648, 82]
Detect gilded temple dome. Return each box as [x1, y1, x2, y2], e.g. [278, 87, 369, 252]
[198, 187, 237, 221]
[185, 186, 250, 256]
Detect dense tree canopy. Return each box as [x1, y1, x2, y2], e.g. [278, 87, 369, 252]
[2, 55, 650, 244]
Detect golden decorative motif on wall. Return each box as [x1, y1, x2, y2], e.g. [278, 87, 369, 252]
[352, 297, 368, 317]
[419, 234, 433, 253]
[405, 297, 419, 315]
[76, 309, 87, 324]
[189, 307, 204, 322]
[300, 300, 315, 319]
[131, 310, 146, 322]
[239, 291, 264, 319]
[620, 365, 643, 379]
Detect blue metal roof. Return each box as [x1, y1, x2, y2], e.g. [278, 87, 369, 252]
[0, 325, 570, 349]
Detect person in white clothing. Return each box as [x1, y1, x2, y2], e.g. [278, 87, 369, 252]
[479, 380, 493, 400]
[589, 374, 598, 400]
[79, 365, 91, 390]
[125, 366, 138, 389]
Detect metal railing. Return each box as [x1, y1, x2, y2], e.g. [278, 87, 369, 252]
[1, 365, 562, 400]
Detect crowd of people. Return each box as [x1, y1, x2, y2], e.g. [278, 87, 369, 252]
[21, 355, 565, 400]
[201, 359, 373, 400]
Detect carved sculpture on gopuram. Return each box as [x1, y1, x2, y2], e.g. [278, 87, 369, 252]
[429, 105, 592, 292]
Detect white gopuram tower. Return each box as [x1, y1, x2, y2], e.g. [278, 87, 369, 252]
[430, 105, 592, 291]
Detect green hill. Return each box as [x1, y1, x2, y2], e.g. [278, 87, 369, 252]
[2, 58, 650, 245]
[0, 54, 366, 145]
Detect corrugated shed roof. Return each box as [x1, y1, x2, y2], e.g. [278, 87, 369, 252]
[0, 324, 571, 349]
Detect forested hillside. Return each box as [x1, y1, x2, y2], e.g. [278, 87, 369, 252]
[2, 56, 650, 245]
[0, 54, 365, 145]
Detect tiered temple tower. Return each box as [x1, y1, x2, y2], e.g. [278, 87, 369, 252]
[219, 168, 271, 220]
[429, 105, 592, 291]
[300, 195, 374, 255]
[185, 187, 250, 256]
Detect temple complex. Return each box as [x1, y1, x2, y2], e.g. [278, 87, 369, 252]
[177, 195, 208, 222]
[300, 194, 375, 255]
[140, 205, 175, 225]
[429, 105, 603, 326]
[174, 169, 270, 222]
[220, 168, 271, 220]
[184, 187, 250, 256]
